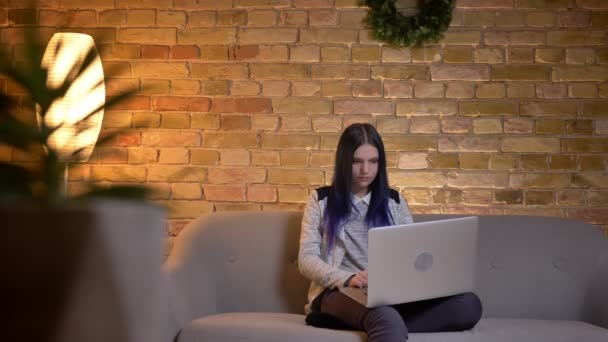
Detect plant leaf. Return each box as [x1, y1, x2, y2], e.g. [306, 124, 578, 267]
[74, 185, 152, 201]
[0, 162, 34, 199]
[74, 88, 138, 135]
[94, 129, 126, 148]
[0, 114, 44, 151]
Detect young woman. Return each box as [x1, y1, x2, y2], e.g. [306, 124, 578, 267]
[298, 123, 482, 341]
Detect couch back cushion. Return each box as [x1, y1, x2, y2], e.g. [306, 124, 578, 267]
[416, 214, 606, 321]
[167, 211, 309, 317]
[167, 211, 607, 321]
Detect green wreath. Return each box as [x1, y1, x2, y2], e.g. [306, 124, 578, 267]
[360, 0, 456, 47]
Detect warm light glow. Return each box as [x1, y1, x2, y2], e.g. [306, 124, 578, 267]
[40, 33, 105, 162]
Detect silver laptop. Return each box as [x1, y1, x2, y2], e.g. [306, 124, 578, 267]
[339, 216, 479, 308]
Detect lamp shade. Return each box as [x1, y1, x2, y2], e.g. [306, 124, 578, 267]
[40, 33, 105, 162]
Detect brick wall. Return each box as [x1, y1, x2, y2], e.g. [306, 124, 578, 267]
[1, 0, 607, 244]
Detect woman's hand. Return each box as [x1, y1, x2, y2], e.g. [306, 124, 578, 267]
[348, 270, 368, 288]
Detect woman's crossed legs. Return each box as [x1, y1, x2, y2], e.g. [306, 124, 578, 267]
[319, 289, 482, 342]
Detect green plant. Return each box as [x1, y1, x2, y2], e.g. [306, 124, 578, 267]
[360, 0, 456, 47]
[0, 27, 150, 204]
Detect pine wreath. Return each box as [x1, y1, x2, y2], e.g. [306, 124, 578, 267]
[360, 0, 456, 47]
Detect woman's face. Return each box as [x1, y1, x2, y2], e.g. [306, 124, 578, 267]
[351, 143, 379, 197]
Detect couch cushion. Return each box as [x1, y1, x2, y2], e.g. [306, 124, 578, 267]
[469, 318, 608, 342]
[177, 314, 608, 342]
[178, 313, 365, 342]
[414, 215, 608, 321]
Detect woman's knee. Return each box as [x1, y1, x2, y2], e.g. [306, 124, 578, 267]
[363, 306, 408, 340]
[365, 306, 405, 328]
[452, 292, 483, 330]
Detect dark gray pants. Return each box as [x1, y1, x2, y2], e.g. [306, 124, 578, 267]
[319, 290, 483, 342]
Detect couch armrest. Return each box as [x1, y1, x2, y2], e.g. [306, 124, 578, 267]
[163, 242, 218, 340]
[583, 249, 608, 329]
[161, 270, 182, 342]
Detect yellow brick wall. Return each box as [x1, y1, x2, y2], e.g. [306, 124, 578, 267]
[1, 0, 607, 243]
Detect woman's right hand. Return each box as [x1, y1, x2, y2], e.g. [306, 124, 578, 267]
[348, 270, 368, 288]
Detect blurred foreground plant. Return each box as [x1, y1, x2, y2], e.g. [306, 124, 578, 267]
[0, 27, 150, 204]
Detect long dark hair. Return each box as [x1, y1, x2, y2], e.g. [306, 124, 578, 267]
[324, 123, 393, 250]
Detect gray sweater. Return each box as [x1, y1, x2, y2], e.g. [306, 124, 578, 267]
[298, 186, 414, 314]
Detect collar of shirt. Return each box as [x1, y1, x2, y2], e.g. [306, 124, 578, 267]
[351, 191, 371, 206]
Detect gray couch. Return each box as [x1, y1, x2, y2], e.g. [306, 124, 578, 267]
[163, 212, 608, 342]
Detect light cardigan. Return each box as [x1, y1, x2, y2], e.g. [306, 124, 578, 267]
[298, 186, 414, 314]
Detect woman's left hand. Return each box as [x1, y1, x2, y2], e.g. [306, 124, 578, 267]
[348, 270, 368, 288]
